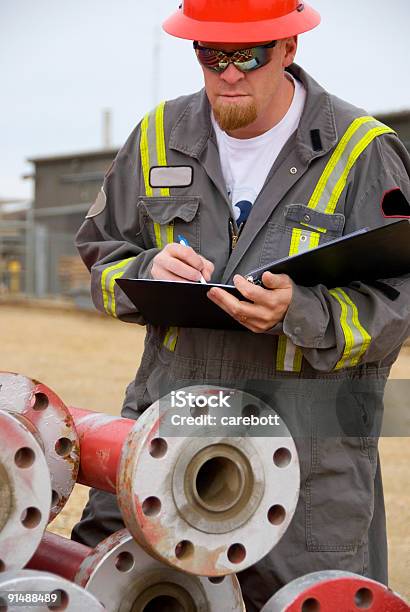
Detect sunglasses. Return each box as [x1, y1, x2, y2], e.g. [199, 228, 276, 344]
[193, 40, 277, 73]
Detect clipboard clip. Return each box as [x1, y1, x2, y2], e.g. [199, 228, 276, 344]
[245, 274, 263, 286]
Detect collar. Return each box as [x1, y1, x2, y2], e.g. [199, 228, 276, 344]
[169, 63, 338, 163]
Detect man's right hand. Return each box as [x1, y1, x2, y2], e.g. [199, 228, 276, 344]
[151, 244, 214, 282]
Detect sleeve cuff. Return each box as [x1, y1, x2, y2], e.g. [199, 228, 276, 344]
[282, 282, 328, 348]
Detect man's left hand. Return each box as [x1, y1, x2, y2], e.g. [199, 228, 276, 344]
[207, 272, 293, 333]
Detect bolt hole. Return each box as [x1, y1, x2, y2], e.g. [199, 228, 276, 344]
[273, 447, 292, 468]
[149, 438, 168, 459]
[301, 598, 321, 612]
[14, 447, 35, 469]
[190, 403, 209, 418]
[51, 490, 60, 507]
[0, 560, 5, 572]
[208, 576, 225, 584]
[354, 588, 374, 608]
[142, 496, 162, 517]
[268, 505, 286, 525]
[54, 437, 73, 458]
[33, 392, 49, 411]
[20, 507, 42, 529]
[115, 551, 135, 572]
[241, 404, 260, 419]
[175, 540, 194, 560]
[48, 589, 69, 610]
[227, 543, 246, 564]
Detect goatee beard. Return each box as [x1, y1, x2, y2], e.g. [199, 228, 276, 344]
[213, 99, 258, 132]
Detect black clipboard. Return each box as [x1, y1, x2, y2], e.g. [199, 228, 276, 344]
[116, 220, 410, 330]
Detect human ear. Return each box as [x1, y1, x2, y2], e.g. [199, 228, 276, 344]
[282, 36, 298, 68]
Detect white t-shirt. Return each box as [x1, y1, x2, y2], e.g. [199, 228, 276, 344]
[212, 73, 306, 225]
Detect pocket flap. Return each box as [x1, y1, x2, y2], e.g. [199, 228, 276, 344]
[285, 204, 345, 234]
[138, 196, 200, 225]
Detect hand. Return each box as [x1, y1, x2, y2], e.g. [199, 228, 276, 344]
[151, 243, 214, 282]
[207, 272, 293, 333]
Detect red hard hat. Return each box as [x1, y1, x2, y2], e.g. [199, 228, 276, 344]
[163, 0, 321, 43]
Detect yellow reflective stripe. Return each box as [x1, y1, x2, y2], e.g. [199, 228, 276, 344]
[154, 223, 162, 249]
[101, 257, 135, 316]
[164, 326, 179, 352]
[140, 113, 153, 197]
[301, 222, 327, 234]
[308, 116, 374, 211]
[276, 335, 287, 371]
[289, 228, 302, 255]
[309, 232, 320, 249]
[166, 223, 174, 244]
[337, 288, 372, 366]
[330, 289, 353, 369]
[293, 347, 303, 372]
[330, 288, 371, 370]
[326, 125, 394, 214]
[155, 102, 170, 198]
[109, 270, 126, 318]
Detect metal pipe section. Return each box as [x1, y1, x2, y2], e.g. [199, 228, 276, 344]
[0, 570, 104, 611]
[117, 386, 300, 577]
[0, 411, 51, 572]
[0, 372, 79, 520]
[27, 529, 245, 611]
[260, 571, 410, 611]
[68, 406, 135, 493]
[26, 531, 90, 582]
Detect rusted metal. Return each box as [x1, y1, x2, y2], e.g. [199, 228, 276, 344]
[261, 570, 410, 611]
[27, 529, 245, 611]
[0, 372, 80, 520]
[0, 411, 51, 572]
[26, 530, 90, 582]
[0, 569, 104, 611]
[68, 406, 135, 493]
[117, 386, 300, 577]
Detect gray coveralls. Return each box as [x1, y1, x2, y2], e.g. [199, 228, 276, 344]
[72, 64, 410, 611]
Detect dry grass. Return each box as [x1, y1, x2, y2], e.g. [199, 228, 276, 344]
[1, 304, 408, 600]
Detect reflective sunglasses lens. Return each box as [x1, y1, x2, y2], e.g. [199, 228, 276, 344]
[195, 45, 272, 73]
[231, 47, 269, 72]
[195, 48, 228, 72]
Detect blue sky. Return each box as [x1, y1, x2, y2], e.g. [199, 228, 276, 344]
[1, 0, 409, 199]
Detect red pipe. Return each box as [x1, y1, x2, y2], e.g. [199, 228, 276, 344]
[68, 407, 135, 493]
[26, 531, 90, 582]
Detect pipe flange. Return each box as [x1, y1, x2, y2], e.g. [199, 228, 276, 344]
[0, 411, 51, 572]
[0, 570, 104, 611]
[118, 386, 300, 576]
[75, 529, 244, 611]
[0, 372, 80, 520]
[261, 570, 410, 611]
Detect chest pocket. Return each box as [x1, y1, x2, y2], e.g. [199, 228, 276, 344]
[260, 203, 345, 267]
[137, 196, 200, 251]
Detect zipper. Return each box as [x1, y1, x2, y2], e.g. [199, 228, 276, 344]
[229, 219, 245, 251]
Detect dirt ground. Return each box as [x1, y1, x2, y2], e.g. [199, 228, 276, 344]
[1, 304, 409, 600]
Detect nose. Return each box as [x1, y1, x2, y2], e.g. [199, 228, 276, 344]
[220, 63, 246, 85]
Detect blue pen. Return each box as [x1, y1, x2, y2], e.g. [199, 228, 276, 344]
[177, 234, 207, 284]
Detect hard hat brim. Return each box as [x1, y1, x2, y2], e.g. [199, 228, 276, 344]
[163, 3, 321, 43]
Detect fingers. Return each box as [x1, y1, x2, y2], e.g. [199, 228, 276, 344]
[199, 256, 215, 282]
[207, 286, 257, 329]
[208, 274, 293, 332]
[261, 272, 292, 290]
[151, 244, 214, 282]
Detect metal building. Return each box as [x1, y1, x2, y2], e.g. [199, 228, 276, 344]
[26, 148, 118, 302]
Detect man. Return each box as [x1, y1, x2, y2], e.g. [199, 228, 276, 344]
[72, 1, 410, 609]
